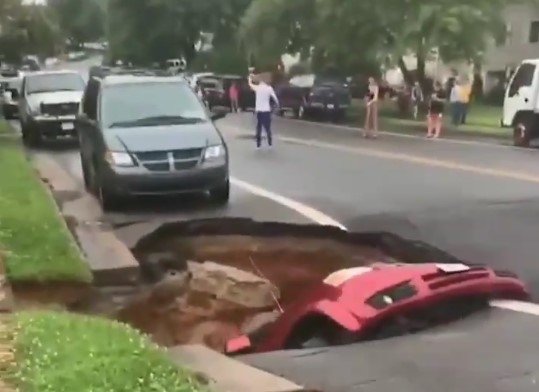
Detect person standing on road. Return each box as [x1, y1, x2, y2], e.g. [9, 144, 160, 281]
[229, 82, 239, 113]
[248, 73, 279, 149]
[363, 76, 379, 139]
[411, 81, 423, 119]
[459, 78, 472, 124]
[426, 82, 446, 139]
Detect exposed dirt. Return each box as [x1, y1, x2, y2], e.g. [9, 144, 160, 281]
[11, 282, 94, 310]
[116, 234, 397, 351]
[9, 219, 464, 353]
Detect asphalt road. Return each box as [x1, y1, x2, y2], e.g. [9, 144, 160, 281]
[21, 58, 539, 300]
[18, 59, 539, 391]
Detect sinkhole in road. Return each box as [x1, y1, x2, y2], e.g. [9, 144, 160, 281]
[10, 218, 466, 352]
[112, 218, 464, 351]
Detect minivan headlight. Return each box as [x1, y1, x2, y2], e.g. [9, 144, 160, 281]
[105, 151, 135, 167]
[204, 145, 225, 160]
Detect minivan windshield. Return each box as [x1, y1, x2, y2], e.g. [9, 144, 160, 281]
[26, 73, 85, 94]
[102, 81, 208, 128]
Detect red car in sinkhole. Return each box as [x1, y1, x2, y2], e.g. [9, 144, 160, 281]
[225, 262, 529, 355]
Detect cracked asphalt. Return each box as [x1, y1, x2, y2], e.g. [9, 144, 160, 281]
[15, 58, 539, 391]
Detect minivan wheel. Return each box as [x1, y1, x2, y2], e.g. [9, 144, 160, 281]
[80, 155, 90, 190]
[513, 121, 531, 147]
[97, 181, 119, 212]
[209, 180, 230, 205]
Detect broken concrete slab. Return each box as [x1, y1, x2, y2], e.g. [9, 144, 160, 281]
[168, 344, 303, 392]
[32, 154, 139, 286]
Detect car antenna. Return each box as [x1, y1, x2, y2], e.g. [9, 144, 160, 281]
[249, 256, 284, 313]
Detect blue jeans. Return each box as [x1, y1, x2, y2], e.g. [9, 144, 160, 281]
[451, 102, 464, 125]
[256, 111, 272, 147]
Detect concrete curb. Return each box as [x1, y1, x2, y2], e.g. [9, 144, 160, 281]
[32, 154, 140, 286]
[168, 345, 305, 392]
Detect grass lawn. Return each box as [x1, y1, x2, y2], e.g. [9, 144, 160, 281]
[0, 121, 92, 282]
[2, 311, 206, 392]
[349, 99, 508, 138]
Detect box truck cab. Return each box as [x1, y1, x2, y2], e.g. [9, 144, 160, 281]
[502, 59, 539, 147]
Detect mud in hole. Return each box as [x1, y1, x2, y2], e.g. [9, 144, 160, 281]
[10, 219, 465, 352]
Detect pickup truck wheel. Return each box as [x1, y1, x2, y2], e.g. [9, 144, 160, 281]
[513, 121, 531, 147]
[209, 180, 230, 205]
[21, 123, 41, 147]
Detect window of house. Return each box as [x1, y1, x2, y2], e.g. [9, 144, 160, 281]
[529, 21, 539, 43]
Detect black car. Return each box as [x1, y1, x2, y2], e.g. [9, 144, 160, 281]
[199, 75, 255, 111]
[275, 74, 352, 121]
[0, 78, 21, 119]
[76, 73, 230, 211]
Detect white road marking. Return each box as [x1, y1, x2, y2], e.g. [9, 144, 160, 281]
[489, 299, 539, 316]
[230, 176, 346, 230]
[282, 117, 517, 150]
[230, 151, 539, 317]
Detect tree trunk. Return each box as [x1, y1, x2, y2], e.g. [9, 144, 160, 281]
[398, 57, 414, 86]
[416, 51, 427, 90]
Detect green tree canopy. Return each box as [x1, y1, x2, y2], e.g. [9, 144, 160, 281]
[48, 0, 105, 47]
[0, 0, 62, 63]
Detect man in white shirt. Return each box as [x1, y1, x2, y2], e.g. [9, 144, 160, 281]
[248, 74, 279, 148]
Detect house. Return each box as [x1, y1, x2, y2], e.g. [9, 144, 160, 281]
[483, 4, 539, 91]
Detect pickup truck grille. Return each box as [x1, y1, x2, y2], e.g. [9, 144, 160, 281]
[42, 102, 79, 116]
[134, 148, 202, 172]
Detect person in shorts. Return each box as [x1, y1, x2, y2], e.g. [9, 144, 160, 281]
[411, 81, 423, 119]
[426, 82, 446, 139]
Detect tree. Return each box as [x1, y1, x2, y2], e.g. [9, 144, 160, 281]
[238, 0, 518, 86]
[48, 0, 105, 47]
[0, 1, 62, 63]
[107, 0, 208, 65]
[238, 0, 316, 70]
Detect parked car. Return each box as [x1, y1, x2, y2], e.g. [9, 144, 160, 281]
[225, 262, 528, 355]
[76, 73, 230, 211]
[275, 74, 352, 121]
[0, 78, 22, 119]
[187, 72, 215, 89]
[19, 70, 86, 146]
[199, 74, 255, 111]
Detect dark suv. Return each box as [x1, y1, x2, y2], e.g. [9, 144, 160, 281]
[199, 75, 254, 111]
[76, 73, 230, 211]
[276, 74, 351, 121]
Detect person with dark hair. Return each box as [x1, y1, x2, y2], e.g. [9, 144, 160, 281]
[427, 82, 447, 139]
[426, 82, 446, 139]
[363, 76, 379, 139]
[229, 82, 239, 113]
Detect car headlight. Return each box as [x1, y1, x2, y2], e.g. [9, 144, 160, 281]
[204, 145, 225, 160]
[29, 105, 40, 115]
[105, 151, 135, 167]
[365, 281, 417, 310]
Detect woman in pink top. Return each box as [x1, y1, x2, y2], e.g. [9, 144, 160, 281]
[229, 82, 239, 113]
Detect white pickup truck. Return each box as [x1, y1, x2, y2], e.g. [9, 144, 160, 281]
[502, 58, 539, 147]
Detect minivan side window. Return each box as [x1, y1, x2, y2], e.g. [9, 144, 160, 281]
[83, 79, 99, 120]
[508, 63, 536, 97]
